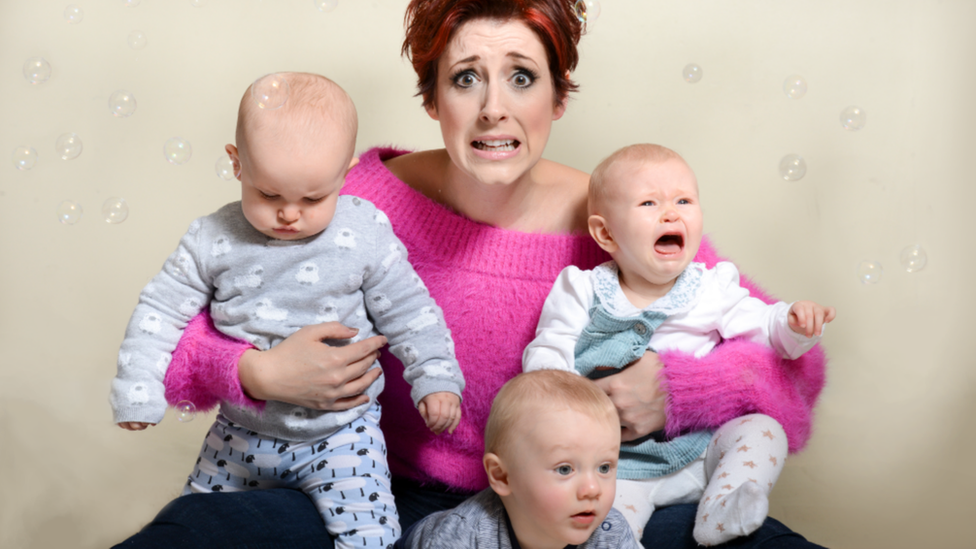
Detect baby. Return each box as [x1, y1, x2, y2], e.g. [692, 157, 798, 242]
[395, 369, 641, 549]
[109, 72, 464, 549]
[523, 144, 835, 546]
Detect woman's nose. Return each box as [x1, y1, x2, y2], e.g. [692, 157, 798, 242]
[479, 81, 507, 124]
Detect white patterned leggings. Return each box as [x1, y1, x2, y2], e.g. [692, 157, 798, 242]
[183, 404, 400, 549]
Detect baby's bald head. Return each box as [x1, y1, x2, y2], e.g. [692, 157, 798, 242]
[236, 72, 358, 164]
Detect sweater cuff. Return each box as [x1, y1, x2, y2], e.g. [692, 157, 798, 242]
[164, 310, 264, 413]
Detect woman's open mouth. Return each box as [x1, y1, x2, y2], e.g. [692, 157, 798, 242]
[472, 139, 519, 152]
[654, 233, 684, 255]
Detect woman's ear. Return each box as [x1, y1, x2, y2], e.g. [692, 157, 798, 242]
[552, 97, 567, 121]
[484, 453, 512, 496]
[225, 144, 243, 181]
[588, 214, 618, 253]
[425, 101, 439, 121]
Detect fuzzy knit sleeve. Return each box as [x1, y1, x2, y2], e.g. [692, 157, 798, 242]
[163, 310, 263, 412]
[660, 238, 827, 454]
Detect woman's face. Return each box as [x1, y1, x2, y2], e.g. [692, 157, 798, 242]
[427, 18, 566, 188]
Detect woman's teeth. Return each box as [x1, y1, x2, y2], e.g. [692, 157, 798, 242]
[473, 140, 516, 151]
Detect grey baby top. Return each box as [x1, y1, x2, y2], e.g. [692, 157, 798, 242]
[395, 489, 641, 549]
[110, 196, 464, 441]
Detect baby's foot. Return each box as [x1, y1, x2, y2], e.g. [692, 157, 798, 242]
[693, 482, 768, 546]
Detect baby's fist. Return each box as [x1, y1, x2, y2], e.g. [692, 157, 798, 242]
[788, 300, 836, 337]
[119, 421, 154, 431]
[418, 392, 461, 435]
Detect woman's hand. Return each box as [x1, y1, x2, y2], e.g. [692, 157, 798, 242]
[238, 322, 387, 411]
[592, 351, 669, 442]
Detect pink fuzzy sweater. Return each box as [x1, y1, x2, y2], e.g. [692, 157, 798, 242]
[164, 147, 825, 492]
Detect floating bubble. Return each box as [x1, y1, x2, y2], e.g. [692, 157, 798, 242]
[215, 154, 236, 180]
[109, 90, 137, 117]
[840, 106, 866, 131]
[573, 0, 601, 23]
[55, 133, 83, 160]
[783, 75, 807, 99]
[128, 30, 147, 49]
[123, 0, 140, 6]
[778, 154, 806, 181]
[189, 0, 205, 6]
[252, 73, 290, 110]
[13, 147, 38, 170]
[856, 260, 882, 285]
[102, 197, 129, 224]
[24, 57, 52, 85]
[176, 400, 197, 422]
[164, 138, 192, 165]
[57, 200, 83, 225]
[682, 63, 702, 84]
[900, 245, 927, 273]
[314, 0, 338, 12]
[64, 5, 84, 23]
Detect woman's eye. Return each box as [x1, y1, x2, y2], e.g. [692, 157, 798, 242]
[512, 71, 535, 88]
[598, 464, 612, 474]
[556, 465, 573, 475]
[453, 71, 477, 88]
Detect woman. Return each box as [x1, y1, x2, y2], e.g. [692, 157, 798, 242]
[117, 1, 825, 547]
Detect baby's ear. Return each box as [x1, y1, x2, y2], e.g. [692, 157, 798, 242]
[225, 144, 243, 181]
[483, 453, 512, 496]
[587, 215, 617, 253]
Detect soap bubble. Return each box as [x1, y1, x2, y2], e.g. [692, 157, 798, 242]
[13, 147, 38, 170]
[123, 0, 140, 6]
[55, 133, 83, 160]
[783, 75, 807, 99]
[840, 106, 866, 131]
[176, 400, 197, 422]
[57, 200, 83, 225]
[109, 90, 137, 117]
[189, 0, 205, 6]
[252, 73, 290, 110]
[24, 57, 52, 85]
[573, 0, 601, 23]
[856, 260, 882, 285]
[164, 138, 192, 165]
[128, 30, 148, 49]
[900, 245, 927, 273]
[314, 0, 338, 12]
[682, 63, 702, 84]
[102, 197, 129, 224]
[64, 5, 84, 23]
[215, 155, 236, 180]
[778, 154, 806, 181]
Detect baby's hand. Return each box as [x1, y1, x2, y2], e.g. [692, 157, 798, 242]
[788, 300, 836, 337]
[118, 422, 154, 431]
[418, 392, 461, 435]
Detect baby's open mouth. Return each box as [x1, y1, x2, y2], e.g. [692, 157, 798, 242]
[654, 233, 684, 254]
[472, 139, 518, 152]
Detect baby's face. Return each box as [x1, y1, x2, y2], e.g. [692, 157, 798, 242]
[232, 134, 355, 241]
[598, 158, 703, 288]
[502, 406, 619, 549]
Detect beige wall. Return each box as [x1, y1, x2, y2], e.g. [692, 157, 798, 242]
[2, 1, 974, 547]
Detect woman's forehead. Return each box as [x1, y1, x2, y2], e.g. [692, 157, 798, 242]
[443, 18, 547, 66]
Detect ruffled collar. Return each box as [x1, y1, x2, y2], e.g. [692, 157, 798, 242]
[593, 261, 705, 317]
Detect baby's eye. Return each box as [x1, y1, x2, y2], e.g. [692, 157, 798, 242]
[678, 198, 691, 205]
[556, 465, 573, 476]
[260, 191, 279, 200]
[304, 196, 325, 204]
[598, 463, 612, 474]
[640, 200, 655, 207]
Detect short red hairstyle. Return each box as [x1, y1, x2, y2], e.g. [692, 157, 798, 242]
[402, 0, 584, 109]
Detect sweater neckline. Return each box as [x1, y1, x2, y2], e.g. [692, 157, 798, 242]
[347, 147, 608, 280]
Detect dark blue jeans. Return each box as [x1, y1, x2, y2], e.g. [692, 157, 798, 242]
[114, 481, 825, 548]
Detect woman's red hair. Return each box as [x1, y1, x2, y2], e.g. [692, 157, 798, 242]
[402, 0, 584, 109]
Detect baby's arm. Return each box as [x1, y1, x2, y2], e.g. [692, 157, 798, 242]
[360, 205, 464, 434]
[522, 266, 594, 373]
[110, 222, 211, 428]
[788, 300, 836, 337]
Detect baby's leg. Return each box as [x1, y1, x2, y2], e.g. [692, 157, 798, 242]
[615, 479, 656, 540]
[693, 414, 787, 546]
[184, 416, 273, 495]
[614, 455, 707, 540]
[302, 404, 400, 549]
